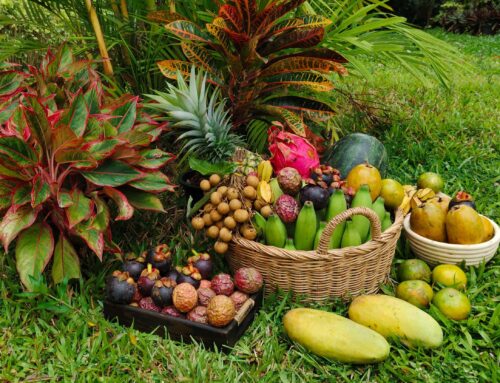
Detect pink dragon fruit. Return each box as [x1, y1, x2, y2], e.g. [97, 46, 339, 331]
[268, 124, 320, 178]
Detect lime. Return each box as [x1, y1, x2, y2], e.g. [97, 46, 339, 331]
[380, 179, 405, 209]
[397, 259, 432, 282]
[432, 264, 467, 290]
[417, 172, 444, 193]
[432, 288, 471, 320]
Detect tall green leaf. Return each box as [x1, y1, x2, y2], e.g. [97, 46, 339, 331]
[52, 234, 81, 285]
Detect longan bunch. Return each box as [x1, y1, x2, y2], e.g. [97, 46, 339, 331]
[245, 175, 273, 218]
[191, 174, 258, 254]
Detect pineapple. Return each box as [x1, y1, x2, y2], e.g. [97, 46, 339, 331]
[148, 67, 242, 163]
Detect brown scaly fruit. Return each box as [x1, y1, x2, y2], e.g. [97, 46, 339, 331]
[277, 167, 302, 196]
[207, 295, 236, 327]
[274, 194, 300, 223]
[211, 273, 234, 296]
[187, 306, 209, 324]
[172, 283, 198, 313]
[139, 297, 161, 312]
[230, 291, 249, 311]
[234, 267, 263, 294]
[198, 287, 216, 306]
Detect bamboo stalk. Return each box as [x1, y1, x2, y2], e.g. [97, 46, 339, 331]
[109, 0, 120, 16]
[119, 0, 129, 20]
[85, 0, 114, 76]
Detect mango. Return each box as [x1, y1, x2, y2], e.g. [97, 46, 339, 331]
[283, 308, 390, 364]
[348, 294, 443, 348]
[446, 205, 484, 244]
[410, 199, 447, 242]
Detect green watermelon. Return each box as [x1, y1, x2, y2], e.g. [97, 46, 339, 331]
[323, 133, 388, 178]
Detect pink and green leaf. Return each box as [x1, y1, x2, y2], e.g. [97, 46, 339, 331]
[52, 234, 81, 285]
[165, 20, 211, 42]
[81, 160, 142, 187]
[106, 95, 138, 134]
[85, 139, 121, 160]
[137, 149, 174, 169]
[89, 193, 110, 231]
[57, 189, 73, 208]
[12, 184, 31, 207]
[122, 189, 165, 213]
[0, 205, 38, 251]
[129, 171, 175, 193]
[0, 136, 37, 167]
[65, 189, 93, 228]
[25, 97, 53, 151]
[31, 174, 50, 207]
[103, 187, 134, 221]
[72, 221, 104, 260]
[62, 91, 88, 137]
[15, 223, 54, 291]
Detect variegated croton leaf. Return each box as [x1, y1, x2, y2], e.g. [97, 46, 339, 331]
[0, 45, 174, 290]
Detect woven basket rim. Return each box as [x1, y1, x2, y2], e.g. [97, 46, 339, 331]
[232, 208, 404, 261]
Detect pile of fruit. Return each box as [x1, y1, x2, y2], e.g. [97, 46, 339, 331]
[404, 174, 495, 244]
[396, 259, 471, 320]
[191, 160, 406, 252]
[106, 244, 263, 328]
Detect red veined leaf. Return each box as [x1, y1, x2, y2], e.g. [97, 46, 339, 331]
[181, 42, 216, 74]
[89, 193, 110, 231]
[0, 179, 17, 210]
[12, 184, 31, 208]
[147, 10, 185, 23]
[52, 234, 81, 284]
[256, 105, 307, 136]
[61, 91, 88, 137]
[258, 28, 324, 56]
[105, 95, 138, 134]
[263, 72, 334, 92]
[0, 205, 38, 252]
[65, 189, 94, 228]
[165, 20, 210, 42]
[218, 5, 242, 31]
[261, 56, 347, 78]
[0, 70, 27, 98]
[238, 0, 257, 34]
[31, 174, 50, 208]
[103, 187, 134, 221]
[84, 87, 101, 114]
[111, 147, 141, 163]
[129, 171, 174, 193]
[57, 189, 73, 208]
[24, 97, 53, 152]
[6, 104, 31, 140]
[137, 149, 174, 169]
[46, 43, 73, 76]
[0, 162, 30, 180]
[51, 121, 81, 153]
[206, 23, 235, 58]
[120, 130, 153, 147]
[266, 96, 335, 123]
[15, 223, 54, 291]
[266, 16, 332, 38]
[85, 139, 121, 160]
[122, 188, 165, 213]
[72, 221, 104, 260]
[0, 136, 37, 167]
[254, 0, 307, 33]
[267, 48, 348, 66]
[81, 160, 142, 187]
[55, 149, 97, 166]
[157, 60, 195, 80]
[0, 99, 20, 125]
[85, 118, 118, 140]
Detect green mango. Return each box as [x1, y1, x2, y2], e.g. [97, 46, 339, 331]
[326, 190, 347, 249]
[382, 212, 392, 231]
[341, 221, 362, 248]
[252, 212, 267, 237]
[294, 201, 317, 251]
[265, 214, 287, 248]
[284, 238, 296, 250]
[372, 197, 386, 222]
[351, 185, 372, 241]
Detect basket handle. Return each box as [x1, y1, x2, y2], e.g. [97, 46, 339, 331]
[317, 207, 382, 255]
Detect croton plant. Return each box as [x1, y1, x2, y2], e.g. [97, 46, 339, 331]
[154, 0, 348, 146]
[0, 46, 174, 290]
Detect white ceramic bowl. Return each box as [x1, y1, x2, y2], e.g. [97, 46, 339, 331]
[403, 214, 499, 266]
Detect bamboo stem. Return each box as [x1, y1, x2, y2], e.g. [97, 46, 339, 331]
[85, 0, 114, 76]
[109, 0, 120, 16]
[119, 0, 129, 20]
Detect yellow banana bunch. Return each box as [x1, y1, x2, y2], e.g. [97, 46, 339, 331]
[257, 160, 273, 183]
[399, 186, 436, 215]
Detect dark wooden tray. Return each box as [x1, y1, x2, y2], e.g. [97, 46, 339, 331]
[103, 290, 263, 349]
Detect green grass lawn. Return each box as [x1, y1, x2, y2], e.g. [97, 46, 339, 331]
[1, 30, 499, 383]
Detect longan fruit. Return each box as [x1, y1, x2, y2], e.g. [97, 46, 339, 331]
[210, 191, 222, 206]
[229, 199, 242, 211]
[243, 186, 257, 200]
[217, 186, 228, 197]
[203, 203, 214, 213]
[206, 225, 220, 239]
[215, 221, 224, 229]
[202, 213, 213, 226]
[244, 199, 253, 209]
[217, 202, 230, 215]
[260, 205, 273, 218]
[254, 199, 266, 211]
[234, 209, 250, 223]
[210, 209, 223, 222]
[214, 241, 228, 254]
[219, 227, 233, 242]
[226, 188, 239, 200]
[209, 174, 221, 186]
[223, 216, 237, 230]
[242, 227, 257, 240]
[246, 175, 259, 188]
[191, 217, 205, 230]
[200, 179, 211, 191]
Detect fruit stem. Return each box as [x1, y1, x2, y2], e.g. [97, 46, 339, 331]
[147, 263, 152, 273]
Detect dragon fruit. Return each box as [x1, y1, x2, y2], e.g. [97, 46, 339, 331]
[275, 195, 300, 223]
[268, 125, 320, 178]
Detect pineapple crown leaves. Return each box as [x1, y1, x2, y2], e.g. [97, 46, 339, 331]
[0, 45, 175, 291]
[147, 66, 242, 163]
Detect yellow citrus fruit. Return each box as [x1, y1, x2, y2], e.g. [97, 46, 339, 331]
[432, 264, 467, 290]
[346, 163, 382, 201]
[432, 288, 471, 320]
[396, 280, 434, 309]
[380, 179, 405, 209]
[397, 259, 431, 282]
[417, 172, 444, 193]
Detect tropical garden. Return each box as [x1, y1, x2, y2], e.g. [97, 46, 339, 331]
[0, 0, 498, 381]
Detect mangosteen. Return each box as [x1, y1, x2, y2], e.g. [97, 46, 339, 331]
[137, 264, 160, 296]
[151, 277, 177, 307]
[299, 185, 330, 210]
[106, 270, 137, 304]
[449, 191, 476, 210]
[188, 251, 213, 279]
[145, 244, 172, 275]
[165, 269, 179, 283]
[176, 265, 202, 289]
[121, 253, 146, 281]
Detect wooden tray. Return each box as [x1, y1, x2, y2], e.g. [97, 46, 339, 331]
[103, 290, 263, 349]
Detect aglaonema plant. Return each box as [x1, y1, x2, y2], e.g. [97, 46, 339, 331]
[155, 0, 348, 148]
[0, 45, 174, 290]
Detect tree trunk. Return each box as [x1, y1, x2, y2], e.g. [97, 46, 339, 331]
[85, 0, 114, 76]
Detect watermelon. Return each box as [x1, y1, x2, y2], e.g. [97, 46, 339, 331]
[323, 133, 388, 178]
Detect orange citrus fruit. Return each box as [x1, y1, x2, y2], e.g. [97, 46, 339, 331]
[432, 288, 471, 320]
[396, 280, 434, 309]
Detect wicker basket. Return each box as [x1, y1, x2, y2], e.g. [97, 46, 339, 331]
[228, 207, 404, 302]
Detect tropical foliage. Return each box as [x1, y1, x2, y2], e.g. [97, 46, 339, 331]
[148, 67, 242, 164]
[0, 45, 174, 290]
[157, 0, 348, 146]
